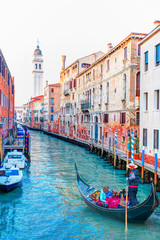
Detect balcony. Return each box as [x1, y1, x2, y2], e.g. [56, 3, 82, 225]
[81, 101, 91, 112]
[64, 89, 70, 96]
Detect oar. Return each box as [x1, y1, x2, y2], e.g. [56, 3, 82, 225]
[125, 180, 128, 233]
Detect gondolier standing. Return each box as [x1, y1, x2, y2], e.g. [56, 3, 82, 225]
[126, 162, 140, 206]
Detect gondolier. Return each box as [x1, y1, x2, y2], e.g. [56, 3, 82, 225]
[126, 162, 140, 206]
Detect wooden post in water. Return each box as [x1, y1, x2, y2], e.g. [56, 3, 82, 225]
[114, 131, 117, 169]
[154, 150, 158, 187]
[126, 142, 129, 173]
[125, 183, 128, 233]
[141, 147, 145, 183]
[101, 136, 104, 158]
[0, 137, 3, 165]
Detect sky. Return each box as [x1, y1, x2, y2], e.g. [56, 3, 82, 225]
[0, 0, 160, 106]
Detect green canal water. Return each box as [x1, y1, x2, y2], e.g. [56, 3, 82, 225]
[0, 131, 160, 240]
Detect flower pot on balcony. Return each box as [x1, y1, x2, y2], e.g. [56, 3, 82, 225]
[134, 153, 139, 160]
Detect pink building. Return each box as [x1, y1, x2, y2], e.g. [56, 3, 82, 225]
[43, 83, 60, 133]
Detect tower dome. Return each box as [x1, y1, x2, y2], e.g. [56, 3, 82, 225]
[34, 41, 42, 55]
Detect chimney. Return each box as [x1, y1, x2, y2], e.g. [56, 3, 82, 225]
[107, 43, 113, 52]
[46, 80, 48, 87]
[154, 20, 160, 28]
[61, 55, 66, 71]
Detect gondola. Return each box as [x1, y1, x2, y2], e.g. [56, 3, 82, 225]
[75, 163, 160, 223]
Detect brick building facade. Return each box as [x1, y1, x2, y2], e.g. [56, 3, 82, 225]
[0, 49, 15, 143]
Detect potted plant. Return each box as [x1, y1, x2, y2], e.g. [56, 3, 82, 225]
[134, 152, 139, 160]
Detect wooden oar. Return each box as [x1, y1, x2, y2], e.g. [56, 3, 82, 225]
[125, 180, 128, 233]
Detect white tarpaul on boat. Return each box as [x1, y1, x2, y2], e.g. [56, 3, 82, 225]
[0, 164, 23, 192]
[4, 150, 27, 169]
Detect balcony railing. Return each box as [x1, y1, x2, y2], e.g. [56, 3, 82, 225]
[64, 89, 70, 96]
[81, 101, 91, 110]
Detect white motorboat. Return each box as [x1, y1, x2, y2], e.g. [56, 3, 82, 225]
[0, 164, 23, 192]
[4, 150, 27, 169]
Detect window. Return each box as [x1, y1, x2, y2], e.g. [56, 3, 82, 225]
[100, 127, 102, 140]
[81, 63, 90, 68]
[154, 130, 159, 149]
[124, 47, 127, 59]
[136, 72, 140, 97]
[93, 69, 95, 80]
[51, 106, 54, 112]
[100, 64, 103, 74]
[51, 88, 54, 93]
[106, 82, 109, 104]
[51, 98, 54, 104]
[105, 132, 108, 138]
[143, 92, 148, 110]
[154, 90, 160, 109]
[93, 88, 95, 106]
[73, 79, 76, 88]
[39, 64, 41, 69]
[156, 44, 160, 66]
[120, 112, 126, 125]
[70, 80, 72, 90]
[51, 115, 54, 121]
[35, 64, 37, 69]
[81, 115, 83, 123]
[136, 112, 140, 125]
[122, 136, 125, 144]
[143, 128, 147, 147]
[137, 45, 141, 56]
[99, 85, 102, 104]
[103, 114, 109, 123]
[107, 60, 110, 70]
[145, 51, 148, 71]
[123, 74, 126, 99]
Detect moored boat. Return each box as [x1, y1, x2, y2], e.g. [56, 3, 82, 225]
[0, 164, 23, 192]
[4, 150, 27, 169]
[75, 163, 160, 223]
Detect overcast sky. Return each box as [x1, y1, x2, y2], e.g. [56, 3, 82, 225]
[0, 0, 160, 106]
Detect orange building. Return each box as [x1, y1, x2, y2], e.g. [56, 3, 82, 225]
[0, 49, 15, 143]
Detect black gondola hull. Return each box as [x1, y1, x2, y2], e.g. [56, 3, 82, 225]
[75, 163, 159, 223]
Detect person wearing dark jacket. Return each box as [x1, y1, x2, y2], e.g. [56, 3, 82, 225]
[126, 162, 139, 206]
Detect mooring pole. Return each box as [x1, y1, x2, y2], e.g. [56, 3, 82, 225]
[141, 147, 145, 183]
[154, 150, 158, 187]
[114, 131, 117, 168]
[131, 133, 134, 164]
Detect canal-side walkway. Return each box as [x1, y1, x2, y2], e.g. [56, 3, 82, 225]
[43, 130, 160, 178]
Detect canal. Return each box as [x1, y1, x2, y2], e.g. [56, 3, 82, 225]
[0, 131, 160, 240]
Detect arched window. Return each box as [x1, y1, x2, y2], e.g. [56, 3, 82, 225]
[39, 64, 41, 69]
[123, 74, 126, 99]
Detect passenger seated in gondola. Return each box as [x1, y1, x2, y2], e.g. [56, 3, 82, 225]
[100, 186, 113, 203]
[118, 193, 131, 208]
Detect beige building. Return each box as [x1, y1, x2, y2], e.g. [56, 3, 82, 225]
[59, 52, 104, 136]
[65, 33, 146, 155]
